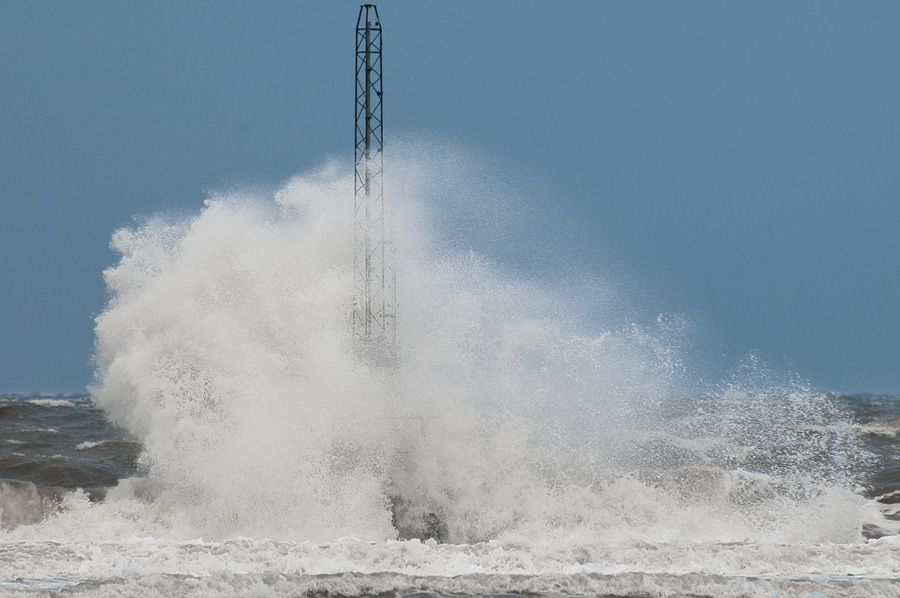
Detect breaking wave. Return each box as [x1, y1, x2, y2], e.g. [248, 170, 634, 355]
[77, 146, 881, 546]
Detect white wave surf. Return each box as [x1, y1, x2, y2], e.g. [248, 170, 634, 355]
[2, 147, 895, 596]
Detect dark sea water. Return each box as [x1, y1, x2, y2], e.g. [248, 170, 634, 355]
[840, 393, 900, 505]
[0, 394, 139, 489]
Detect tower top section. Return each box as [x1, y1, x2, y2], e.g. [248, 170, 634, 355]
[357, 4, 380, 30]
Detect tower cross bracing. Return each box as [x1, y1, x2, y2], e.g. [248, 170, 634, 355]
[353, 4, 396, 363]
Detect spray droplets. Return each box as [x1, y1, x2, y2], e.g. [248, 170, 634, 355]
[90, 149, 872, 544]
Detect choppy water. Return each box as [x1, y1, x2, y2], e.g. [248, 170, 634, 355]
[2, 155, 899, 596]
[2, 392, 900, 597]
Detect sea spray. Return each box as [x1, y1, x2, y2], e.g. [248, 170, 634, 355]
[93, 173, 396, 541]
[88, 146, 875, 544]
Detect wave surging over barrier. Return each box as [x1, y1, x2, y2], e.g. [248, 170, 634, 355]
[86, 148, 877, 545]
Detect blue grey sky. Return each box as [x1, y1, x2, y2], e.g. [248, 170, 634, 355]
[1, 2, 898, 393]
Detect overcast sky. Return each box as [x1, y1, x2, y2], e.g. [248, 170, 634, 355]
[1, 1, 898, 394]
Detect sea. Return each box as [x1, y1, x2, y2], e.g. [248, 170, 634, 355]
[2, 158, 899, 597]
[2, 391, 900, 597]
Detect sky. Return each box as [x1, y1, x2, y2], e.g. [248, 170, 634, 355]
[1, 1, 898, 394]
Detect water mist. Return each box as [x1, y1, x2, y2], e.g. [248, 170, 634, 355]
[90, 144, 874, 545]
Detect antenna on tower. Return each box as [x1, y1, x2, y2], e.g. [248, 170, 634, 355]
[353, 4, 397, 366]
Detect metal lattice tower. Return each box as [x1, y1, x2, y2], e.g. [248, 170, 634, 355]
[353, 4, 396, 364]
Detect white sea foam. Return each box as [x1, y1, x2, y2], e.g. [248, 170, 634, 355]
[75, 441, 110, 450]
[859, 416, 900, 437]
[2, 531, 900, 597]
[26, 399, 74, 408]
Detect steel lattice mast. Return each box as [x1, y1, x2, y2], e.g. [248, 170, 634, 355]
[353, 4, 396, 364]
